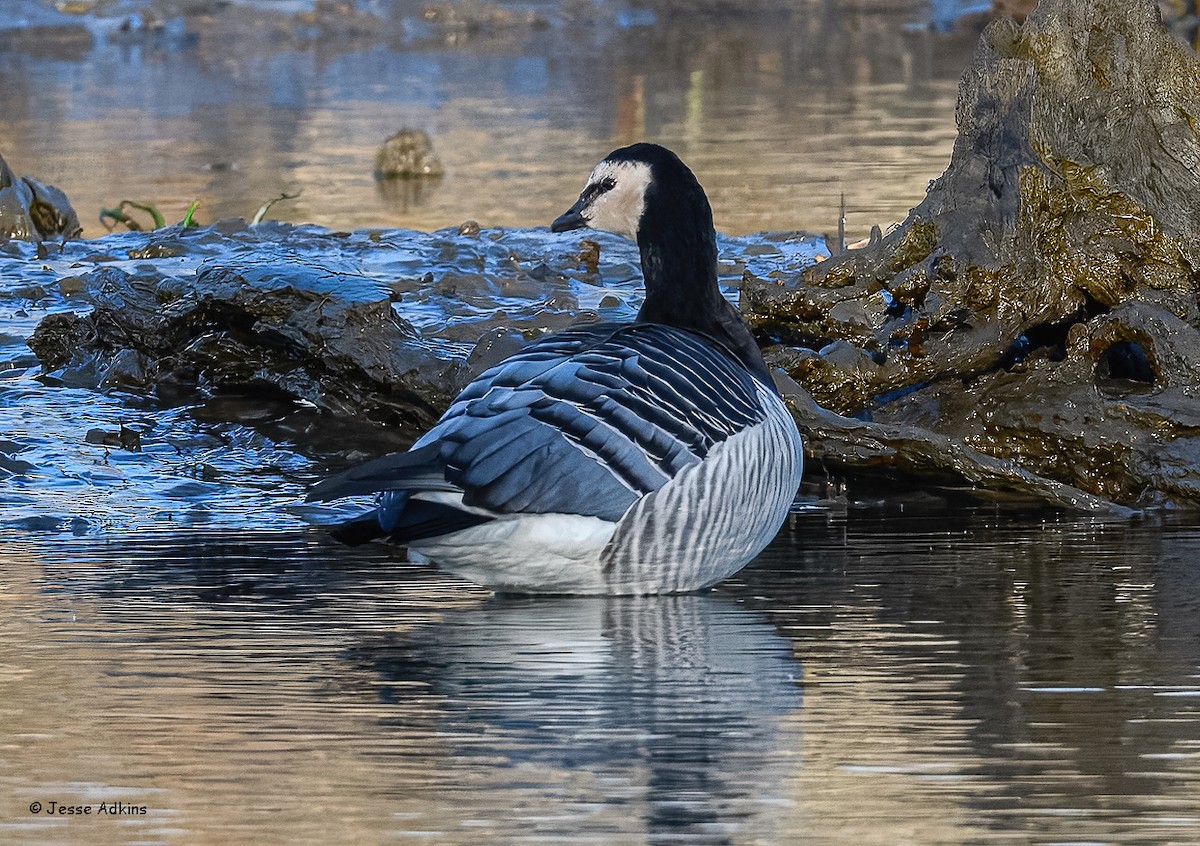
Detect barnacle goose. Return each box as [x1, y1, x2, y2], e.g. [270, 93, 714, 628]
[309, 143, 804, 594]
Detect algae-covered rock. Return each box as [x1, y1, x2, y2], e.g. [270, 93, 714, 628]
[0, 153, 82, 242]
[747, 0, 1200, 508]
[374, 130, 444, 180]
[27, 257, 464, 434]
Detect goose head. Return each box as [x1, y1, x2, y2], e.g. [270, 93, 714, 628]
[551, 150, 654, 241]
[551, 143, 774, 388]
[551, 144, 719, 300]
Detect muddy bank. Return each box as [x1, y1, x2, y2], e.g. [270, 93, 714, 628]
[22, 221, 815, 427]
[6, 220, 819, 531]
[746, 0, 1200, 509]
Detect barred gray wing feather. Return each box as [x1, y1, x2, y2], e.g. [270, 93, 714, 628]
[410, 322, 767, 521]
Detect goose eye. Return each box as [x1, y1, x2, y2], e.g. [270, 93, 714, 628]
[582, 175, 617, 204]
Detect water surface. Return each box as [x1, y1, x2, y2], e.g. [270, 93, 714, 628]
[5, 4, 1200, 843]
[3, 511, 1200, 843]
[0, 1, 974, 238]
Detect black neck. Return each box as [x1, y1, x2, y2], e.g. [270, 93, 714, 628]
[635, 228, 723, 325]
[634, 207, 775, 390]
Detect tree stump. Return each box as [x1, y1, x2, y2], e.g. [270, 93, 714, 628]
[746, 0, 1200, 507]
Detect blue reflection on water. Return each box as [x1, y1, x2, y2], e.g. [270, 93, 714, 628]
[357, 592, 801, 839]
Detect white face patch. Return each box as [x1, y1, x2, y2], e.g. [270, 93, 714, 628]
[579, 160, 652, 240]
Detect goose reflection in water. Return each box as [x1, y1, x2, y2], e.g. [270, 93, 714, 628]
[351, 592, 804, 842]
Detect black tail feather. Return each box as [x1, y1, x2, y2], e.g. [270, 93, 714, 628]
[330, 498, 494, 548]
[307, 443, 455, 503]
[385, 498, 493, 543]
[330, 515, 389, 546]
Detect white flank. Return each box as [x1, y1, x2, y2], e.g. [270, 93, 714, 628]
[600, 383, 804, 594]
[407, 491, 617, 593]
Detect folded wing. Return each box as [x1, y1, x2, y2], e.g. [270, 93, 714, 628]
[310, 322, 767, 540]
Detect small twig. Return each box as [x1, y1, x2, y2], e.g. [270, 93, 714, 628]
[251, 190, 302, 225]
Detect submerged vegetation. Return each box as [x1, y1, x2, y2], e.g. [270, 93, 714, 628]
[98, 194, 292, 232]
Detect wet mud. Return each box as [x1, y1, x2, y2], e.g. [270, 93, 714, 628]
[2, 218, 819, 531]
